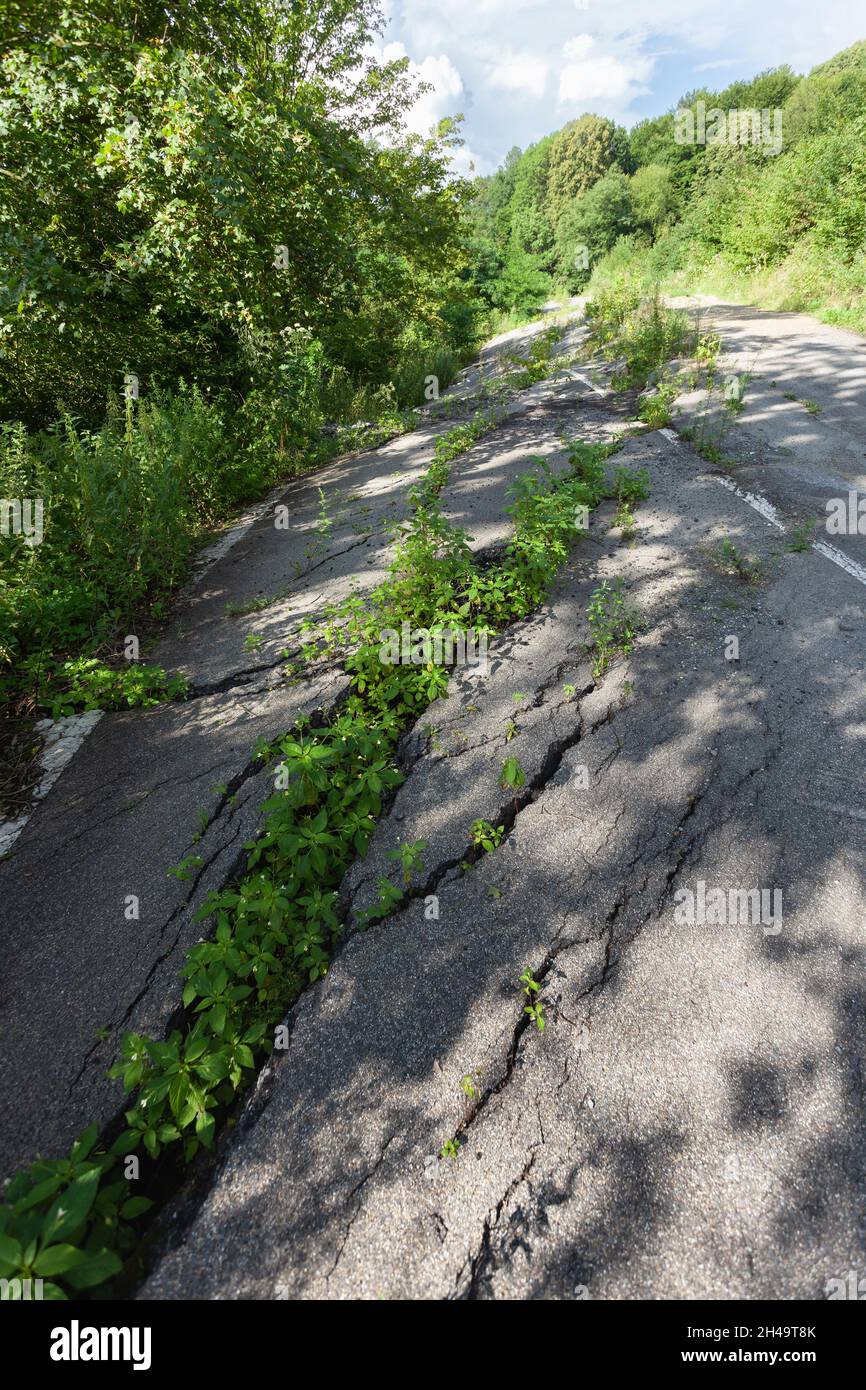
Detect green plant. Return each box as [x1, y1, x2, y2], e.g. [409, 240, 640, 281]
[461, 1074, 478, 1102]
[470, 820, 504, 853]
[386, 839, 427, 886]
[41, 660, 189, 720]
[166, 855, 204, 882]
[520, 968, 546, 1032]
[0, 424, 613, 1295]
[712, 538, 763, 583]
[696, 331, 721, 368]
[0, 1122, 147, 1300]
[788, 521, 816, 552]
[499, 757, 526, 792]
[440, 1139, 460, 1160]
[587, 578, 638, 677]
[636, 382, 677, 429]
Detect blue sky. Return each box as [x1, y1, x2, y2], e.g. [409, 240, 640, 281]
[376, 0, 865, 174]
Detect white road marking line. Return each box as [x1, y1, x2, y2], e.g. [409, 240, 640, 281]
[715, 475, 785, 530]
[812, 540, 866, 589]
[712, 474, 866, 592]
[804, 798, 866, 824]
[0, 711, 104, 857]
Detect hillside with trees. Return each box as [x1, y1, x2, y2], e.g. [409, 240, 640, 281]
[466, 41, 866, 332]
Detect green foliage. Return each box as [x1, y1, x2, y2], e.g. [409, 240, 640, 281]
[582, 49, 866, 332]
[499, 756, 526, 792]
[587, 578, 638, 677]
[43, 660, 188, 720]
[470, 819, 504, 853]
[0, 1121, 148, 1300]
[585, 282, 695, 386]
[0, 0, 482, 713]
[387, 839, 427, 886]
[636, 382, 678, 428]
[546, 115, 633, 232]
[0, 388, 615, 1295]
[491, 248, 551, 315]
[712, 538, 762, 584]
[0, 1, 473, 428]
[520, 967, 545, 1032]
[630, 164, 680, 237]
[554, 169, 635, 286]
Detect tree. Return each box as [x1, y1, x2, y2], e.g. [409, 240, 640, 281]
[554, 170, 635, 286]
[630, 164, 680, 238]
[546, 115, 632, 230]
[508, 137, 555, 266]
[0, 1, 469, 425]
[492, 248, 550, 314]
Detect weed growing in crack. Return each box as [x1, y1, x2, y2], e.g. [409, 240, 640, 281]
[611, 465, 650, 508]
[788, 521, 816, 553]
[499, 757, 526, 792]
[361, 876, 405, 926]
[470, 820, 504, 853]
[386, 839, 427, 886]
[520, 968, 546, 1033]
[587, 578, 639, 678]
[166, 854, 203, 882]
[585, 283, 695, 388]
[712, 538, 762, 584]
[636, 381, 677, 429]
[461, 1074, 479, 1103]
[440, 1139, 460, 1160]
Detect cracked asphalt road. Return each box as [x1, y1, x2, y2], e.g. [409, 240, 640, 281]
[0, 317, 597, 1178]
[143, 350, 866, 1299]
[6, 304, 866, 1301]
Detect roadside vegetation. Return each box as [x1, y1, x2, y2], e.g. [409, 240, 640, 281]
[0, 1, 483, 718]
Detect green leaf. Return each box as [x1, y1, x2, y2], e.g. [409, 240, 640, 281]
[34, 1244, 88, 1276]
[0, 1234, 22, 1275]
[41, 1168, 101, 1244]
[64, 1248, 123, 1290]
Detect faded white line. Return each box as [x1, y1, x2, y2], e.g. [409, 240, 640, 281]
[660, 427, 679, 443]
[0, 711, 103, 857]
[713, 474, 866, 592]
[0, 483, 294, 857]
[570, 370, 606, 397]
[715, 476, 785, 531]
[804, 798, 866, 824]
[812, 540, 866, 590]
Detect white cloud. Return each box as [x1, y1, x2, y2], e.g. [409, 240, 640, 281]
[489, 54, 549, 101]
[381, 42, 467, 138]
[382, 0, 866, 170]
[558, 33, 654, 106]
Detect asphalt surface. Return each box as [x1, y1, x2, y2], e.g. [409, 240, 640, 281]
[4, 303, 866, 1301]
[0, 318, 593, 1178]
[140, 413, 866, 1300]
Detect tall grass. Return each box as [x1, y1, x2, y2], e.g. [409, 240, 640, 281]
[0, 325, 479, 712]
